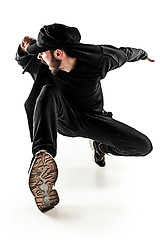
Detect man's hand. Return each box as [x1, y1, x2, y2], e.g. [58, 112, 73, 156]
[21, 36, 36, 52]
[146, 57, 155, 62]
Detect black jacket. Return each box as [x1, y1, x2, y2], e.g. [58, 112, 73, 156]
[15, 43, 148, 140]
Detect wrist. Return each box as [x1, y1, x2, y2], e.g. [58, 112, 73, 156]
[18, 45, 28, 56]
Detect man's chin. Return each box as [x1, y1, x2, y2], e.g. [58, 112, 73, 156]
[49, 66, 59, 75]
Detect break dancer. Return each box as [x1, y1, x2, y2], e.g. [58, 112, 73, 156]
[15, 23, 154, 212]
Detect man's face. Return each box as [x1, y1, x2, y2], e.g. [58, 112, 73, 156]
[38, 50, 61, 74]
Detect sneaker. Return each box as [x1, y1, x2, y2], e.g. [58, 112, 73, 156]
[29, 150, 59, 212]
[92, 141, 106, 167]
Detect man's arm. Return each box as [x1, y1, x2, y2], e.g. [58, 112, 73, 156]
[119, 47, 151, 62]
[99, 45, 154, 78]
[15, 36, 42, 80]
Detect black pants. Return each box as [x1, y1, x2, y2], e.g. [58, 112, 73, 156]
[31, 84, 152, 158]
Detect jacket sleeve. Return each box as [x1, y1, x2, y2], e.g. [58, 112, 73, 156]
[15, 45, 42, 81]
[119, 47, 148, 62]
[99, 45, 148, 79]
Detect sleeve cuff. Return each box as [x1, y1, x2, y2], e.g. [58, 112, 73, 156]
[17, 45, 28, 56]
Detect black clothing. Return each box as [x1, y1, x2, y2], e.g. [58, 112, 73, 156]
[15, 43, 152, 158]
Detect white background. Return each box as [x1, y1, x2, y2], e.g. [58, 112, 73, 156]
[0, 0, 160, 239]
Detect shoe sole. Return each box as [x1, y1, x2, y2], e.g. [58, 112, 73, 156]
[29, 150, 59, 212]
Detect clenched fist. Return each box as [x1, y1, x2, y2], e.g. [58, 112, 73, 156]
[21, 36, 36, 52]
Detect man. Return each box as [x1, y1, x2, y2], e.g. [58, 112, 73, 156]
[15, 23, 154, 213]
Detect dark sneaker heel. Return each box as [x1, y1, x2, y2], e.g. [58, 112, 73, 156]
[91, 140, 106, 167]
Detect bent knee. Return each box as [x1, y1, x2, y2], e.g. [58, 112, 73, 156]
[37, 84, 58, 101]
[139, 136, 153, 156]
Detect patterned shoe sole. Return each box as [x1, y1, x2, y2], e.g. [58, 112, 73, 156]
[29, 150, 59, 212]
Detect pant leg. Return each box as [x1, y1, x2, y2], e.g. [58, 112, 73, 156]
[79, 112, 153, 156]
[24, 68, 55, 142]
[32, 84, 84, 157]
[32, 83, 152, 157]
[32, 84, 59, 157]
